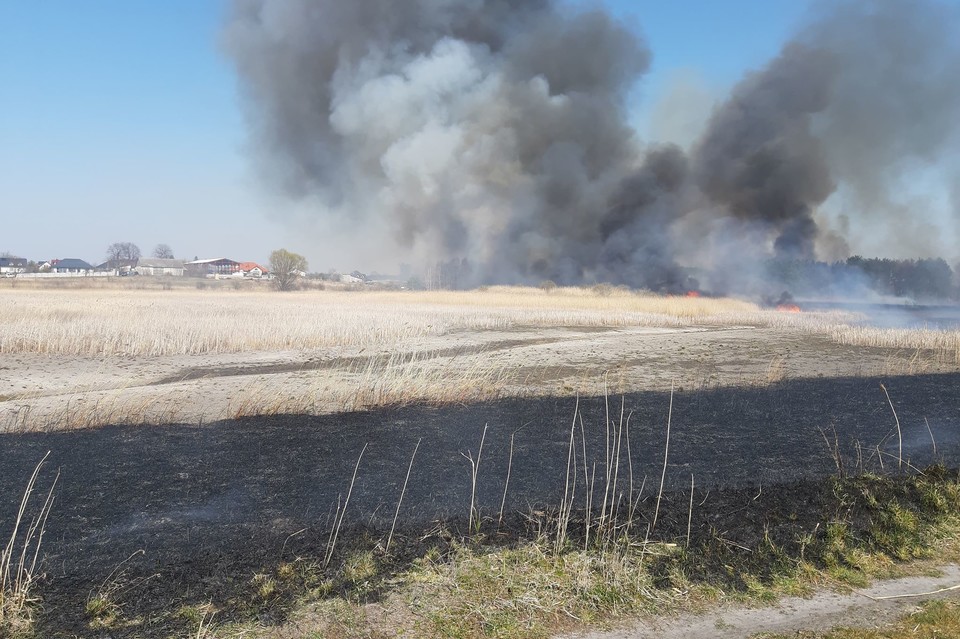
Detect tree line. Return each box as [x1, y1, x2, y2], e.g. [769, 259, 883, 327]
[764, 256, 958, 301]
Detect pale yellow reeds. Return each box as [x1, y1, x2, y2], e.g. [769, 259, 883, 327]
[0, 287, 765, 358]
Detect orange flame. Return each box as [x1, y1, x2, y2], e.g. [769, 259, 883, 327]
[685, 290, 701, 298]
[776, 304, 801, 313]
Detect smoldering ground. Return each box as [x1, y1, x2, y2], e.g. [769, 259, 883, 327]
[223, 0, 960, 292]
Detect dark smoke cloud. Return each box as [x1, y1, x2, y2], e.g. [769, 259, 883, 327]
[692, 42, 836, 261]
[224, 0, 960, 291]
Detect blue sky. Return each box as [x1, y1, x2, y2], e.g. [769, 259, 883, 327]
[1, 1, 814, 270]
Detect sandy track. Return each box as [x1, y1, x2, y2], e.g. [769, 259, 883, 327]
[567, 565, 960, 639]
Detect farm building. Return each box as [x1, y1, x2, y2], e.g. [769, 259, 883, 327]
[96, 259, 138, 273]
[238, 262, 269, 278]
[185, 258, 241, 277]
[0, 257, 27, 274]
[136, 258, 185, 276]
[50, 258, 95, 274]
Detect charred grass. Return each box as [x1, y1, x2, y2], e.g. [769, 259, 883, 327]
[6, 468, 960, 638]
[8, 466, 960, 637]
[4, 373, 960, 638]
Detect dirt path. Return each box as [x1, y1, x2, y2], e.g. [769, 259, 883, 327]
[566, 565, 960, 638]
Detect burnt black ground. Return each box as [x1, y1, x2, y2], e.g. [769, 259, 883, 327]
[3, 372, 960, 636]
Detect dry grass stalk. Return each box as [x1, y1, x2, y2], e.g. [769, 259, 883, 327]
[819, 425, 846, 478]
[194, 610, 216, 639]
[924, 417, 938, 459]
[85, 549, 158, 628]
[387, 439, 421, 554]
[652, 381, 674, 533]
[324, 444, 367, 568]
[584, 462, 596, 552]
[686, 474, 695, 548]
[599, 381, 612, 534]
[462, 425, 488, 536]
[880, 383, 903, 471]
[498, 430, 518, 527]
[1, 452, 58, 629]
[556, 399, 580, 553]
[625, 409, 636, 536]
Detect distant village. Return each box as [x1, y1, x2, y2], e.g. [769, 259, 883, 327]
[0, 255, 275, 280]
[0, 243, 427, 287]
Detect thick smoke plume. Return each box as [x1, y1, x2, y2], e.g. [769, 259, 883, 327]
[224, 0, 960, 292]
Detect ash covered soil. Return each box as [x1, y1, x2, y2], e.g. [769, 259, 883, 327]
[3, 370, 960, 636]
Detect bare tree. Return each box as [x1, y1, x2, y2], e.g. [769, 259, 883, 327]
[152, 244, 174, 259]
[268, 249, 308, 291]
[106, 242, 141, 265]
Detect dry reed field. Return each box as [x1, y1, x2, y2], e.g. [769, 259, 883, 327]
[0, 285, 769, 358]
[4, 281, 960, 639]
[3, 282, 958, 433]
[833, 325, 960, 363]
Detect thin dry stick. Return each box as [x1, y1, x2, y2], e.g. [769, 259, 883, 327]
[625, 410, 636, 533]
[607, 396, 626, 538]
[600, 377, 612, 532]
[324, 443, 368, 567]
[630, 475, 647, 524]
[387, 438, 421, 553]
[686, 473, 695, 548]
[558, 399, 580, 552]
[23, 467, 59, 590]
[875, 450, 927, 475]
[579, 410, 588, 503]
[2, 451, 50, 597]
[462, 424, 488, 535]
[324, 495, 342, 566]
[603, 402, 626, 550]
[818, 425, 845, 477]
[584, 462, 596, 551]
[2, 453, 57, 619]
[577, 409, 591, 548]
[194, 610, 216, 639]
[924, 417, 938, 458]
[880, 383, 902, 471]
[498, 432, 516, 527]
[652, 380, 674, 533]
[638, 522, 652, 568]
[865, 583, 960, 601]
[560, 440, 579, 553]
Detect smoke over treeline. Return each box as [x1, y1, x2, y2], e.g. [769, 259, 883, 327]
[223, 0, 960, 294]
[766, 256, 958, 302]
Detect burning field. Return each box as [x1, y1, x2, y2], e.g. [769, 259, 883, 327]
[2, 281, 960, 638]
[222, 0, 960, 296]
[3, 0, 960, 636]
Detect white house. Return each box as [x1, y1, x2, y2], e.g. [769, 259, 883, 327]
[51, 258, 94, 274]
[238, 262, 269, 278]
[0, 257, 27, 274]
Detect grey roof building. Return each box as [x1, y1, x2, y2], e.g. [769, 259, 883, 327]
[52, 258, 94, 272]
